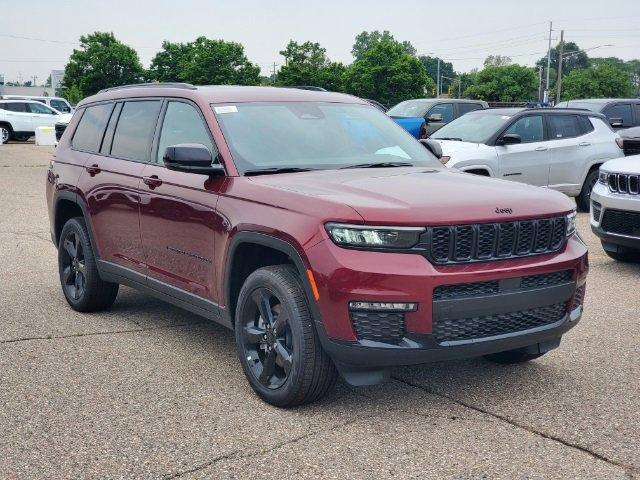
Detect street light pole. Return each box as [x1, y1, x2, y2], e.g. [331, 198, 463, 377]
[556, 30, 564, 104]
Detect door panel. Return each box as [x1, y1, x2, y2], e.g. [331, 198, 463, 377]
[425, 103, 454, 136]
[496, 115, 549, 187]
[546, 115, 589, 192]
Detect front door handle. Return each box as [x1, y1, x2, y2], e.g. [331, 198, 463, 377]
[86, 164, 101, 176]
[579, 142, 591, 147]
[142, 175, 163, 189]
[534, 146, 548, 152]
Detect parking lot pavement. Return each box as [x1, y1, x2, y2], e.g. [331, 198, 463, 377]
[0, 142, 638, 479]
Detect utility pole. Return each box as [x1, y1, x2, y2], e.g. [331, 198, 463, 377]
[271, 62, 278, 84]
[436, 58, 440, 98]
[458, 78, 462, 99]
[545, 21, 553, 104]
[556, 30, 565, 105]
[538, 66, 543, 103]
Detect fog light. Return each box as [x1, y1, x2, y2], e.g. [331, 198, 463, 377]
[349, 301, 417, 312]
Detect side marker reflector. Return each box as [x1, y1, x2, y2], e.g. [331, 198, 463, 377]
[306, 269, 320, 301]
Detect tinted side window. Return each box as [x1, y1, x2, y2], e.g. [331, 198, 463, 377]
[50, 99, 71, 113]
[603, 103, 633, 126]
[504, 115, 544, 143]
[28, 102, 56, 114]
[458, 103, 484, 115]
[577, 116, 594, 135]
[157, 101, 215, 163]
[548, 115, 581, 139]
[72, 103, 114, 153]
[634, 104, 640, 126]
[5, 102, 28, 112]
[111, 101, 161, 162]
[428, 103, 454, 122]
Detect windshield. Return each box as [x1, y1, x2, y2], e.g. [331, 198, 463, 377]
[431, 112, 513, 143]
[387, 100, 432, 118]
[213, 102, 441, 174]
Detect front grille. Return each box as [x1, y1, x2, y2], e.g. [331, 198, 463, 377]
[432, 302, 567, 343]
[351, 311, 405, 343]
[433, 270, 572, 300]
[601, 209, 640, 237]
[606, 173, 640, 195]
[427, 216, 567, 264]
[623, 139, 640, 157]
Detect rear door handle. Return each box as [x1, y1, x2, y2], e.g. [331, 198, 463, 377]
[534, 146, 548, 152]
[579, 142, 591, 147]
[86, 164, 101, 175]
[142, 175, 162, 189]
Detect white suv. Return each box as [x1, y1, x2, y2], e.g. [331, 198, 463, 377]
[591, 156, 640, 261]
[0, 95, 74, 113]
[431, 108, 625, 211]
[0, 100, 72, 143]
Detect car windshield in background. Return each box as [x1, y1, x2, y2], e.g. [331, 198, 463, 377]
[555, 101, 601, 112]
[386, 100, 432, 118]
[431, 111, 513, 143]
[213, 102, 442, 174]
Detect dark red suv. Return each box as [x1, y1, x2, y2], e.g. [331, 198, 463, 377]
[46, 84, 588, 406]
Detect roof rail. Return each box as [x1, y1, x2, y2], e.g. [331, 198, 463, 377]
[97, 83, 197, 94]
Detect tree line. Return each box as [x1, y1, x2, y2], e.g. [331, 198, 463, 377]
[62, 30, 639, 107]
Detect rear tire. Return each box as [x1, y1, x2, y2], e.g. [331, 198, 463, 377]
[235, 265, 337, 407]
[13, 134, 30, 142]
[576, 169, 599, 212]
[58, 217, 119, 312]
[484, 349, 546, 364]
[0, 125, 11, 144]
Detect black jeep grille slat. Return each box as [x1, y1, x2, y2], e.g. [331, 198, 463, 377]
[427, 217, 566, 264]
[350, 311, 405, 343]
[433, 270, 572, 300]
[601, 209, 640, 237]
[432, 303, 567, 343]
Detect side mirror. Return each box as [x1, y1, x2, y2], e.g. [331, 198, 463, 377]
[163, 144, 225, 175]
[419, 138, 443, 159]
[427, 113, 443, 123]
[609, 118, 624, 128]
[498, 133, 522, 145]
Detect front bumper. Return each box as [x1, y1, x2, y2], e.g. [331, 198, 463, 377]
[305, 235, 588, 382]
[590, 182, 640, 251]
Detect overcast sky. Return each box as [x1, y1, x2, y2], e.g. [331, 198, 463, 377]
[1, 0, 639, 84]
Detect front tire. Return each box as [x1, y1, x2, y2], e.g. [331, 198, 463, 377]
[0, 125, 11, 144]
[58, 217, 119, 312]
[576, 169, 599, 212]
[235, 265, 337, 407]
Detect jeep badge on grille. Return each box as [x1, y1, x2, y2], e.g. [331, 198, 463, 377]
[495, 207, 513, 214]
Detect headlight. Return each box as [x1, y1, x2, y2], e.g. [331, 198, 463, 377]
[325, 223, 425, 249]
[566, 210, 577, 237]
[598, 171, 608, 184]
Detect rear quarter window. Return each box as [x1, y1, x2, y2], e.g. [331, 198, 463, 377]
[577, 116, 595, 135]
[458, 103, 484, 115]
[72, 103, 114, 153]
[548, 115, 581, 139]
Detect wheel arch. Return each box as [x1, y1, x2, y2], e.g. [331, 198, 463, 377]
[53, 192, 100, 258]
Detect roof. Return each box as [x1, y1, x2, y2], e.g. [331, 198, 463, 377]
[564, 98, 640, 104]
[399, 98, 488, 104]
[79, 84, 368, 108]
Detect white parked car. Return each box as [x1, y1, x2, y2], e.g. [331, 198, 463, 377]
[430, 108, 625, 211]
[591, 156, 640, 261]
[0, 95, 74, 113]
[0, 100, 72, 144]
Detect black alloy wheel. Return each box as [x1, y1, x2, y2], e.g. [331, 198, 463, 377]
[240, 287, 293, 389]
[60, 230, 87, 301]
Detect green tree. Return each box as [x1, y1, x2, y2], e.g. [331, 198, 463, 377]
[449, 69, 479, 98]
[62, 85, 84, 104]
[148, 41, 192, 82]
[484, 55, 512, 67]
[418, 56, 455, 92]
[63, 32, 145, 96]
[561, 64, 634, 100]
[344, 39, 432, 107]
[464, 65, 537, 102]
[351, 30, 416, 60]
[536, 41, 589, 89]
[277, 41, 346, 91]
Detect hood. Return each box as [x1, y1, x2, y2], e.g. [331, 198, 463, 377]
[249, 167, 573, 225]
[620, 126, 640, 139]
[431, 139, 496, 163]
[57, 113, 73, 124]
[601, 155, 640, 174]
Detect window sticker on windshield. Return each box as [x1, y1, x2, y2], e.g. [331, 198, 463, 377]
[215, 105, 238, 114]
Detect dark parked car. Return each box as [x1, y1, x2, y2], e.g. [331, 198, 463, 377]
[46, 83, 587, 407]
[388, 99, 489, 138]
[619, 126, 640, 156]
[556, 99, 640, 130]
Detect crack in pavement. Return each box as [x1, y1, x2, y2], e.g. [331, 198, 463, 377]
[392, 375, 638, 479]
[0, 321, 207, 345]
[162, 410, 378, 479]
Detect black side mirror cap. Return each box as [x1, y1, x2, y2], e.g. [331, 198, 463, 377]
[497, 133, 522, 145]
[419, 138, 443, 159]
[163, 144, 225, 175]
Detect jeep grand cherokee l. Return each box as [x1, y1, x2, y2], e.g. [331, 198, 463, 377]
[46, 83, 588, 407]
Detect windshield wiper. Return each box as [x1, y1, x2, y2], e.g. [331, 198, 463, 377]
[340, 161, 414, 169]
[243, 167, 316, 176]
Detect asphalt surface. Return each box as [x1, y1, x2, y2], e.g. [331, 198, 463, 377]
[0, 142, 638, 479]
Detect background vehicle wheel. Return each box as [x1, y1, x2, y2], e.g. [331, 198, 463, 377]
[576, 169, 599, 212]
[603, 243, 640, 263]
[13, 134, 30, 142]
[235, 265, 337, 407]
[58, 217, 119, 312]
[484, 349, 546, 364]
[0, 125, 11, 144]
